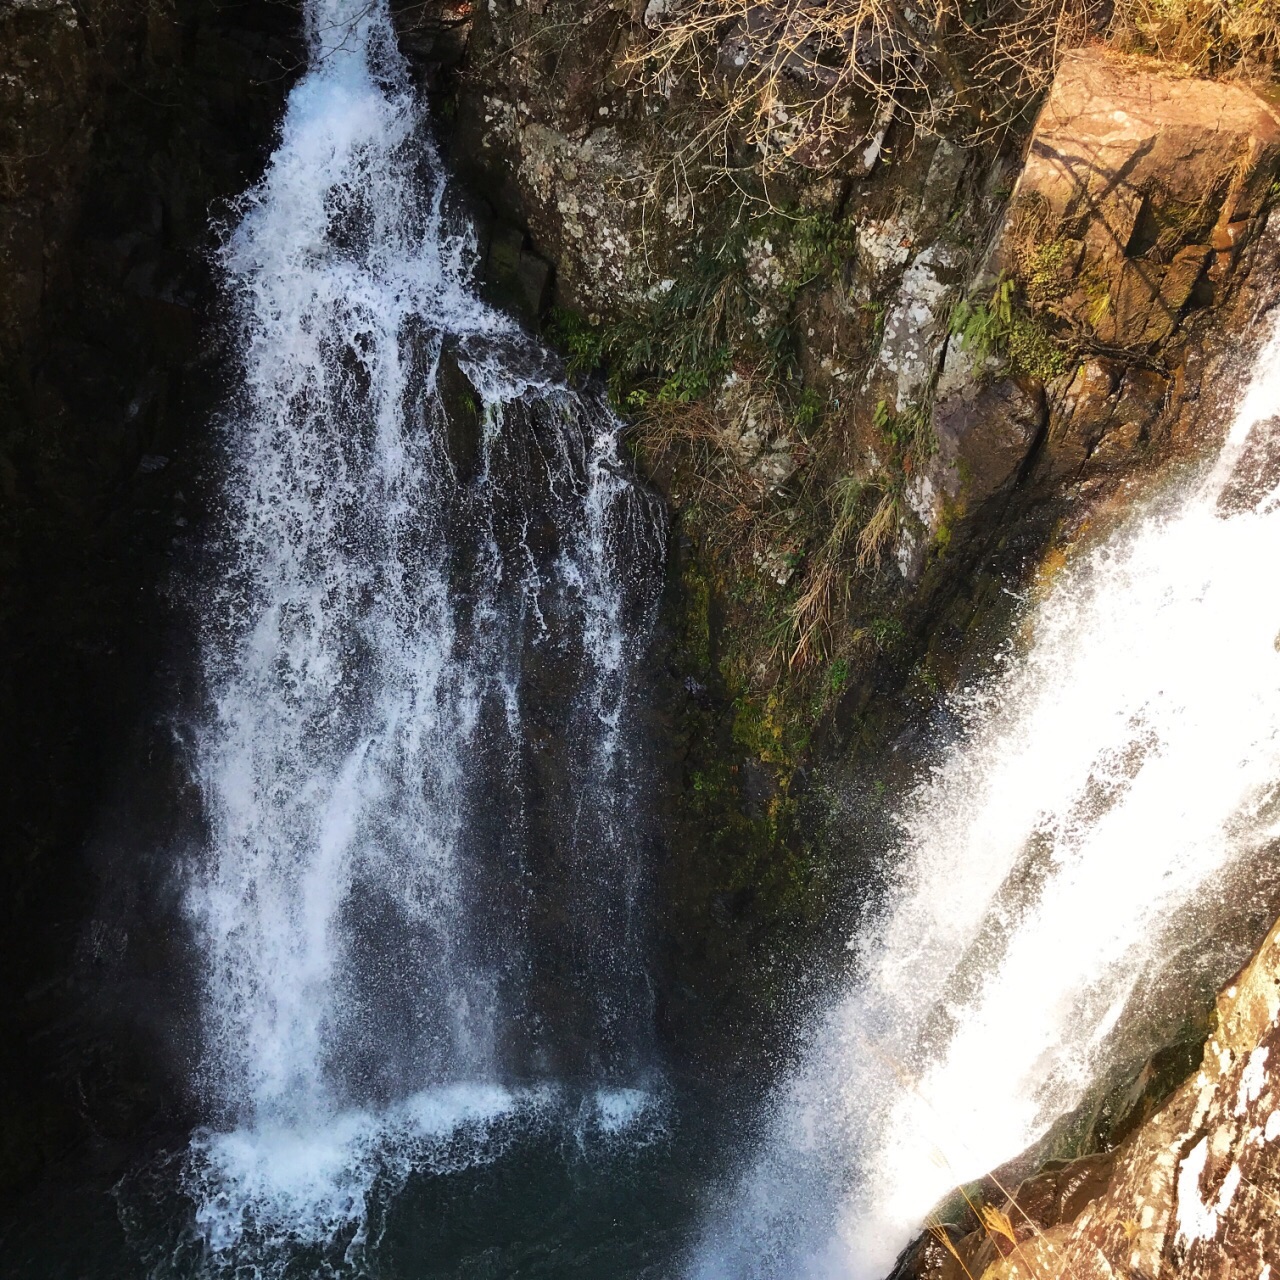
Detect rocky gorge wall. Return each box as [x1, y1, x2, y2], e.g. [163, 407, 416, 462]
[408, 7, 1280, 1264]
[408, 0, 1280, 1075]
[893, 915, 1280, 1280]
[5, 0, 1280, 1267]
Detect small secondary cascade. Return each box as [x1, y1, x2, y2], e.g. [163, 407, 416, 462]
[179, 0, 663, 1261]
[691, 316, 1280, 1278]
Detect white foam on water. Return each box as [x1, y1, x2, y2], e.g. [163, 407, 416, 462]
[593, 1087, 657, 1134]
[185, 1081, 667, 1265]
[690, 312, 1280, 1277]
[188, 1085, 523, 1252]
[186, 1084, 555, 1262]
[188, 0, 498, 1124]
[575, 1085, 670, 1152]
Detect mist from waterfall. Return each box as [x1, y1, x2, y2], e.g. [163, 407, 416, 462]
[689, 317, 1280, 1277]
[176, 0, 665, 1265]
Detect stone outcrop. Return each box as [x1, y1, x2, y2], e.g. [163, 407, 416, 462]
[420, 0, 1280, 1076]
[913, 48, 1280, 550]
[438, 16, 1280, 590]
[900, 915, 1280, 1280]
[445, 0, 660, 317]
[1007, 50, 1280, 348]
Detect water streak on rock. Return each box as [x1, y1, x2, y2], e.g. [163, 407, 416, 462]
[180, 0, 664, 1263]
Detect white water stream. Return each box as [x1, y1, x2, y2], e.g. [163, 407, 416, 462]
[179, 0, 663, 1262]
[692, 316, 1280, 1277]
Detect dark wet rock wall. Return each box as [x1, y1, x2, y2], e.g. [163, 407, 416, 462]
[0, 0, 298, 1191]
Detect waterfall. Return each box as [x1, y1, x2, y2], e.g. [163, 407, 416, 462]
[690, 317, 1280, 1277]
[177, 0, 664, 1262]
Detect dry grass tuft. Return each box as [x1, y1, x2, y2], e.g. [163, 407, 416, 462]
[779, 469, 904, 668]
[1108, 0, 1280, 74]
[927, 1222, 980, 1279]
[630, 368, 801, 559]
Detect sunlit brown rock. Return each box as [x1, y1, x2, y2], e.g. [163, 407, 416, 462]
[1003, 47, 1280, 350]
[910, 915, 1280, 1280]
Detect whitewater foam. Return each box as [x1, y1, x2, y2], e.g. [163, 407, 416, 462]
[188, 1085, 531, 1255]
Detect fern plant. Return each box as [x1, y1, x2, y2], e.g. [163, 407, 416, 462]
[949, 275, 1069, 382]
[950, 276, 1017, 367]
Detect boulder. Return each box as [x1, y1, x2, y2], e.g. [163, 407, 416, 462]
[998, 48, 1280, 350]
[931, 369, 1046, 510]
[911, 50, 1276, 559]
[482, 221, 555, 320]
[906, 343, 1047, 550]
[1041, 358, 1167, 481]
[1217, 413, 1280, 515]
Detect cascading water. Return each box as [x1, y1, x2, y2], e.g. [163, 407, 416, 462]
[690, 316, 1280, 1278]
[175, 0, 664, 1264]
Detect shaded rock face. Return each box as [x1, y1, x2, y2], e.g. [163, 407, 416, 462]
[423, 1, 1280, 1080]
[443, 0, 660, 317]
[0, 0, 297, 1193]
[0, 0, 90, 347]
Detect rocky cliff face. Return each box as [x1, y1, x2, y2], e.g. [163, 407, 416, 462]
[5, 0, 1280, 1246]
[415, 3, 1280, 1072]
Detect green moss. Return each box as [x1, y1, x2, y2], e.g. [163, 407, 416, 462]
[665, 563, 826, 1023]
[730, 687, 811, 767]
[860, 299, 887, 340]
[1004, 309, 1071, 382]
[950, 274, 1072, 383]
[867, 615, 906, 651]
[827, 657, 849, 696]
[763, 210, 856, 302]
[933, 508, 954, 555]
[793, 385, 826, 434]
[952, 276, 1013, 360]
[1021, 238, 1076, 304]
[680, 556, 713, 670]
[1080, 267, 1113, 332]
[1130, 194, 1220, 262]
[873, 398, 934, 463]
[913, 661, 942, 696]
[546, 306, 608, 380]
